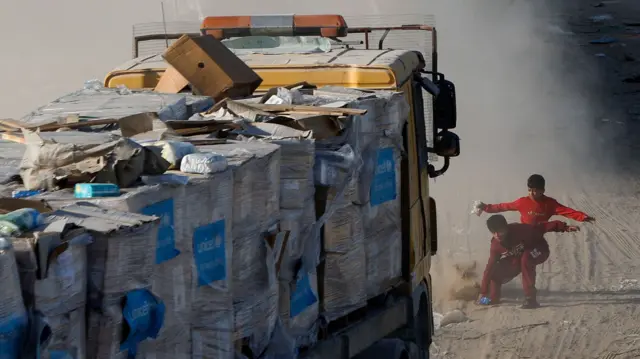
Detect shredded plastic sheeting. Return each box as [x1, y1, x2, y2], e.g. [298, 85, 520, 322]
[20, 86, 213, 127]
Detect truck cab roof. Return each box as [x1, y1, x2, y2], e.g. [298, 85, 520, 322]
[107, 48, 425, 90]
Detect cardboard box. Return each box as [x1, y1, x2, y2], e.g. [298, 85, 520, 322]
[154, 66, 190, 94]
[162, 35, 263, 101]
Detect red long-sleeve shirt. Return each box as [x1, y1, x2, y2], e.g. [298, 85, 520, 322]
[479, 221, 568, 296]
[483, 195, 589, 225]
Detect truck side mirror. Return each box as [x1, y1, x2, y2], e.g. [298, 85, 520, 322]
[417, 72, 458, 130]
[434, 79, 457, 130]
[433, 130, 460, 157]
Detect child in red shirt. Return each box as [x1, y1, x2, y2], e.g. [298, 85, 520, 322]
[477, 215, 580, 308]
[475, 174, 595, 225]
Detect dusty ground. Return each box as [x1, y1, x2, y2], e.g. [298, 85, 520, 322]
[430, 0, 640, 358]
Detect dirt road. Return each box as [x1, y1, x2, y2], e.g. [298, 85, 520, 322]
[430, 0, 640, 358]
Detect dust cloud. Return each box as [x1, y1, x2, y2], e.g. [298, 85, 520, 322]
[0, 0, 613, 305]
[427, 0, 616, 307]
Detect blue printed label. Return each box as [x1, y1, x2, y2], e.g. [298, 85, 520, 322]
[49, 350, 72, 359]
[142, 199, 180, 264]
[121, 289, 165, 358]
[370, 147, 397, 206]
[290, 272, 318, 318]
[193, 220, 227, 286]
[0, 314, 28, 359]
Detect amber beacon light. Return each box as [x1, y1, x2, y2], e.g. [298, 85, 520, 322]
[200, 14, 349, 39]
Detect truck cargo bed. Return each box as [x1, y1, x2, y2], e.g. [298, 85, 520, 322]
[302, 284, 412, 359]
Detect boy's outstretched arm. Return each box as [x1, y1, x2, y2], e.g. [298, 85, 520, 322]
[481, 198, 523, 213]
[537, 220, 580, 234]
[551, 199, 595, 222]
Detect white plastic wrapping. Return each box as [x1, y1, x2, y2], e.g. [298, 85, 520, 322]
[268, 139, 315, 210]
[42, 308, 86, 359]
[322, 204, 367, 321]
[180, 152, 228, 174]
[34, 239, 88, 316]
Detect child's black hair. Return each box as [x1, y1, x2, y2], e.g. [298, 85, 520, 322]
[527, 174, 545, 190]
[486, 214, 508, 233]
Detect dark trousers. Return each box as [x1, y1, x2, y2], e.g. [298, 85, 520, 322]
[489, 240, 550, 301]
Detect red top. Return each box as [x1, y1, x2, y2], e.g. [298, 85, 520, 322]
[484, 195, 589, 225]
[479, 221, 568, 296]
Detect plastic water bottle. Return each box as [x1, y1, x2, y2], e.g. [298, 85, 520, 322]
[0, 208, 44, 236]
[74, 183, 120, 199]
[470, 200, 484, 216]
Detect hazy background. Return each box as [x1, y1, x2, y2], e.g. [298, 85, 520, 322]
[1, 0, 615, 300]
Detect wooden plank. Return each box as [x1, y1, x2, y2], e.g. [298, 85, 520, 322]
[1, 132, 26, 144]
[184, 138, 227, 145]
[249, 103, 367, 115]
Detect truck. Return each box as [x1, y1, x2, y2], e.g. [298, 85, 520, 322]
[103, 14, 460, 359]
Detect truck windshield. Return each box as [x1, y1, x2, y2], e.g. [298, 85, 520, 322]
[221, 36, 332, 54]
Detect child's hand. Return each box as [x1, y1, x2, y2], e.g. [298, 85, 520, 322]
[566, 225, 580, 232]
[471, 201, 486, 216]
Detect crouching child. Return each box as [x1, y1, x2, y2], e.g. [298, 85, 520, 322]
[477, 214, 579, 309]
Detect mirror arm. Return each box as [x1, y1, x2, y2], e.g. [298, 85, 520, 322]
[428, 156, 450, 178]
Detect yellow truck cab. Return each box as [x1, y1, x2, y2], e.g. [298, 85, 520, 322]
[105, 14, 460, 359]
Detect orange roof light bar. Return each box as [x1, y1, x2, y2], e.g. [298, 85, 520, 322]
[201, 14, 348, 39]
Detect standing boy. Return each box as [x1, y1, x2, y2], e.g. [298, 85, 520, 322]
[477, 214, 579, 308]
[475, 174, 595, 225]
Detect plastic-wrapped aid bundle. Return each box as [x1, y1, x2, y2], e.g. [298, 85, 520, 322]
[0, 238, 29, 359]
[198, 141, 281, 237]
[185, 168, 235, 359]
[38, 183, 193, 359]
[268, 139, 315, 210]
[322, 204, 367, 321]
[362, 141, 403, 298]
[44, 205, 160, 359]
[342, 91, 409, 205]
[196, 141, 280, 356]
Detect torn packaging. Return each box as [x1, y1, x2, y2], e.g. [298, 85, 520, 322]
[66, 207, 159, 359]
[19, 129, 170, 191]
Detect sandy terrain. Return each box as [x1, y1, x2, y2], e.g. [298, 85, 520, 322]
[3, 0, 640, 358]
[430, 0, 640, 358]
